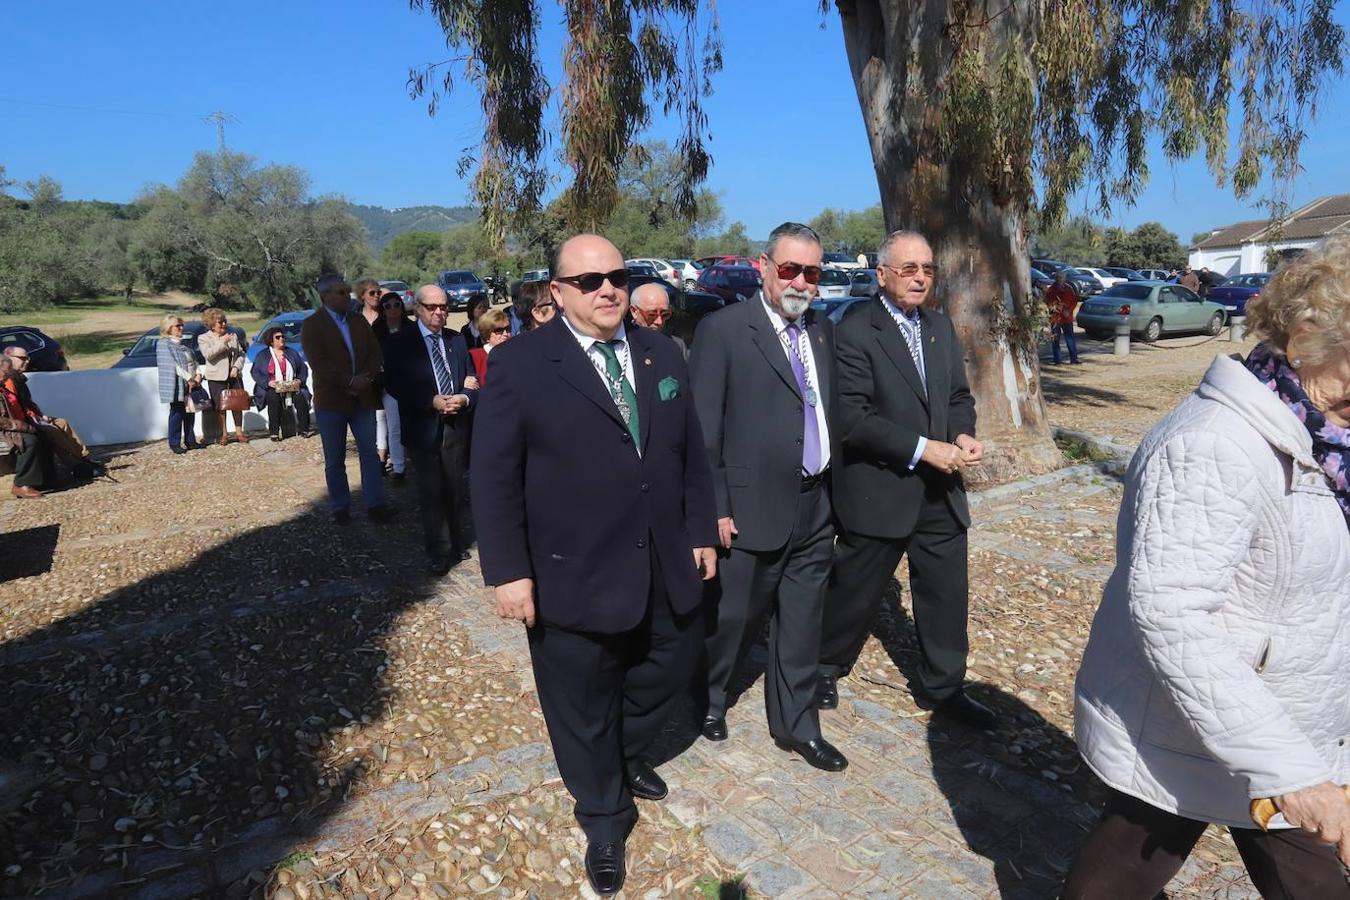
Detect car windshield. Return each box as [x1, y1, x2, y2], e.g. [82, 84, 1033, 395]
[1066, 268, 1099, 278]
[1228, 274, 1269, 287]
[0, 331, 43, 351]
[381, 281, 409, 292]
[851, 271, 875, 284]
[128, 335, 159, 355]
[726, 269, 761, 286]
[1033, 259, 1070, 273]
[522, 270, 549, 282]
[255, 318, 307, 344]
[822, 252, 852, 264]
[1099, 284, 1154, 300]
[818, 269, 852, 286]
[441, 272, 476, 284]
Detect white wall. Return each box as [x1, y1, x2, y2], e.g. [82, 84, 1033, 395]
[25, 365, 308, 447]
[1191, 238, 1318, 274]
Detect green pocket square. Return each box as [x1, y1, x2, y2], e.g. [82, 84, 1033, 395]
[658, 376, 680, 401]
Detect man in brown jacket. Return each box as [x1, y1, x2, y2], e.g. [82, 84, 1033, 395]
[301, 272, 391, 525]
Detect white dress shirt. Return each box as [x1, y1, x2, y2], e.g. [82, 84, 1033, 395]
[758, 295, 831, 473]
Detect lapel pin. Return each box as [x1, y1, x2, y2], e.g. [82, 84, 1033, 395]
[644, 358, 652, 366]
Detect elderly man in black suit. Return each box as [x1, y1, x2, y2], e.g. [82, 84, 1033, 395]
[817, 229, 995, 729]
[470, 234, 718, 897]
[384, 284, 479, 575]
[689, 222, 847, 772]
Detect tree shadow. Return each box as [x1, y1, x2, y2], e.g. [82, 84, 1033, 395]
[0, 498, 439, 897]
[867, 577, 1099, 898]
[0, 524, 59, 582]
[1038, 378, 1130, 409]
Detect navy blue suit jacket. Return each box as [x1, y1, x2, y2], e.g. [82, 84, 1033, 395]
[470, 316, 718, 634]
[384, 324, 478, 451]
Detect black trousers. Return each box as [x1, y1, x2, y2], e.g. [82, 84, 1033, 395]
[1062, 788, 1350, 899]
[705, 479, 833, 742]
[11, 431, 55, 489]
[820, 491, 969, 704]
[409, 419, 468, 561]
[527, 549, 700, 843]
[263, 389, 311, 436]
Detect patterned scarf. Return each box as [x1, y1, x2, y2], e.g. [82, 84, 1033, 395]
[1244, 343, 1350, 528]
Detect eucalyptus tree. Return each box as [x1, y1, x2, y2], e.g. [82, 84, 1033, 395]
[410, 0, 1344, 480]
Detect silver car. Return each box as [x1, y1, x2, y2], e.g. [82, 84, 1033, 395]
[816, 267, 852, 301]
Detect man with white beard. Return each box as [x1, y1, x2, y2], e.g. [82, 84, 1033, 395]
[688, 222, 847, 772]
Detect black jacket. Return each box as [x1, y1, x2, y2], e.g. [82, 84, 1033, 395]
[384, 324, 478, 452]
[831, 297, 976, 539]
[687, 294, 840, 552]
[470, 316, 717, 633]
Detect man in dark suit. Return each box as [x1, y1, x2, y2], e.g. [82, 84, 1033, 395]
[384, 284, 479, 575]
[300, 272, 390, 525]
[471, 234, 718, 897]
[818, 230, 995, 729]
[688, 222, 847, 772]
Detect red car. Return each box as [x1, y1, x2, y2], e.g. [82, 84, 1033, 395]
[694, 255, 761, 272]
[695, 263, 763, 304]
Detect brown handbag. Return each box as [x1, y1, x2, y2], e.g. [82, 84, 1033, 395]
[218, 388, 251, 412]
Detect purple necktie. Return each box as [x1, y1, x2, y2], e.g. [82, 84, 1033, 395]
[785, 322, 822, 475]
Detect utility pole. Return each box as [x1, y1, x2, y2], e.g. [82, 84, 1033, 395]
[203, 110, 236, 151]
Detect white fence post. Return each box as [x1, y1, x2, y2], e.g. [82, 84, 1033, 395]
[1113, 322, 1131, 356]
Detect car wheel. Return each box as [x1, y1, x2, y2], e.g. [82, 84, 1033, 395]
[1205, 311, 1224, 336]
[684, 279, 696, 290]
[1143, 317, 1163, 343]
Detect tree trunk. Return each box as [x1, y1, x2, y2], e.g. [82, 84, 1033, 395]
[837, 0, 1063, 485]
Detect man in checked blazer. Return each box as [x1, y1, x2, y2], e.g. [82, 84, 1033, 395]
[689, 222, 847, 772]
[817, 229, 996, 730]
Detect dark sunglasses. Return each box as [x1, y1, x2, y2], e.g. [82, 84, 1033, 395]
[490, 326, 510, 335]
[418, 302, 449, 312]
[382, 300, 403, 309]
[555, 269, 629, 293]
[768, 258, 822, 285]
[885, 262, 937, 277]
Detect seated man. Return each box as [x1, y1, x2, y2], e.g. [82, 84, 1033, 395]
[0, 356, 56, 499]
[2, 346, 105, 479]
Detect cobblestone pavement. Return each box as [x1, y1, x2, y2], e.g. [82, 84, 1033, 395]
[0, 345, 1265, 898]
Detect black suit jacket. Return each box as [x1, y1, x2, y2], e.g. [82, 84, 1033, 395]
[470, 317, 718, 634]
[384, 324, 478, 452]
[688, 294, 841, 552]
[832, 297, 976, 539]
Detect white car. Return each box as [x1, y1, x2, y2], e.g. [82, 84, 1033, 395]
[821, 251, 862, 270]
[815, 267, 853, 301]
[626, 258, 680, 287]
[1075, 267, 1127, 289]
[668, 259, 700, 289]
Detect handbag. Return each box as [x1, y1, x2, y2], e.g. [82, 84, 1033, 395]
[218, 388, 251, 412]
[187, 384, 212, 412]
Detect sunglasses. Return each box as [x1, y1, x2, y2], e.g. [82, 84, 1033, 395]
[555, 269, 630, 293]
[640, 309, 670, 321]
[382, 300, 403, 309]
[885, 262, 937, 277]
[490, 327, 510, 335]
[768, 258, 822, 285]
[364, 289, 381, 296]
[418, 302, 449, 312]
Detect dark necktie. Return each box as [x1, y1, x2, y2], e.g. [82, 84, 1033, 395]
[592, 340, 640, 447]
[784, 322, 822, 475]
[426, 332, 453, 395]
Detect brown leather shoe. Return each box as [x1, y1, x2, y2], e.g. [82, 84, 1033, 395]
[10, 485, 43, 499]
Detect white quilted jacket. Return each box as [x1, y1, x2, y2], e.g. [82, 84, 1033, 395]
[1075, 353, 1350, 828]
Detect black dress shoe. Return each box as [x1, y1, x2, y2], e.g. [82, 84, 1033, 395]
[773, 736, 848, 772]
[701, 714, 727, 742]
[170, 445, 188, 455]
[931, 692, 998, 730]
[816, 675, 839, 710]
[584, 840, 626, 896]
[428, 557, 454, 577]
[625, 760, 667, 801]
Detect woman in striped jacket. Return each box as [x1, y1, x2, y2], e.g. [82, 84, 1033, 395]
[155, 314, 204, 455]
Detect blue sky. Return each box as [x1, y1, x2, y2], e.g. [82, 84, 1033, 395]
[3, 2, 1347, 244]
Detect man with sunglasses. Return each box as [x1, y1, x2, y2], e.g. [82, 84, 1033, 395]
[384, 284, 478, 576]
[628, 281, 688, 358]
[688, 222, 847, 772]
[817, 230, 995, 730]
[471, 234, 717, 897]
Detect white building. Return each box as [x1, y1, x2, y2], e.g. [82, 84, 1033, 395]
[1189, 193, 1350, 275]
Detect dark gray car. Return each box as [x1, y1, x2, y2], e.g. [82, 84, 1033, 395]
[436, 270, 488, 312]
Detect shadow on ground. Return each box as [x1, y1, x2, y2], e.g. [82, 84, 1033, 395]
[1039, 378, 1131, 410]
[0, 496, 440, 897]
[0, 524, 59, 582]
[868, 577, 1099, 899]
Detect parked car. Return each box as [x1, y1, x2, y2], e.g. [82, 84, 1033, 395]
[1075, 282, 1228, 343]
[694, 255, 760, 272]
[1031, 267, 1053, 301]
[378, 280, 415, 311]
[245, 310, 315, 364]
[1063, 268, 1107, 298]
[112, 321, 248, 368]
[436, 270, 488, 312]
[626, 274, 723, 347]
[1031, 257, 1073, 275]
[695, 263, 762, 304]
[850, 269, 879, 297]
[1101, 266, 1148, 282]
[668, 259, 699, 289]
[815, 267, 853, 302]
[626, 262, 659, 278]
[0, 326, 68, 371]
[822, 251, 861, 270]
[811, 296, 867, 323]
[625, 258, 680, 286]
[1206, 273, 1270, 317]
[1137, 268, 1171, 281]
[1075, 267, 1127, 289]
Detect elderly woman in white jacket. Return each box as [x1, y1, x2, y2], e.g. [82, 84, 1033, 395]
[1065, 236, 1350, 899]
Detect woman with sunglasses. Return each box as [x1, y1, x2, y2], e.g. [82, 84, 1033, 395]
[249, 326, 313, 441]
[468, 307, 511, 383]
[371, 291, 411, 483]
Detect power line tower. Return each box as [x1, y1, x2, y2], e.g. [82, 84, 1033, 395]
[202, 110, 237, 151]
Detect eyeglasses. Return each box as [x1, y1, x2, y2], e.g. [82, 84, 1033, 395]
[271, 334, 286, 341]
[554, 269, 630, 293]
[884, 262, 937, 278]
[767, 258, 822, 285]
[418, 302, 449, 312]
[9, 353, 29, 361]
[490, 327, 510, 335]
[640, 309, 670, 321]
[364, 289, 380, 296]
[170, 323, 184, 329]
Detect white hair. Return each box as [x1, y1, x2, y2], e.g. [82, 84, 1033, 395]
[876, 230, 929, 266]
[631, 282, 670, 308]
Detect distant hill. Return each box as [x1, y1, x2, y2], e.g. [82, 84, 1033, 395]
[347, 203, 477, 252]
